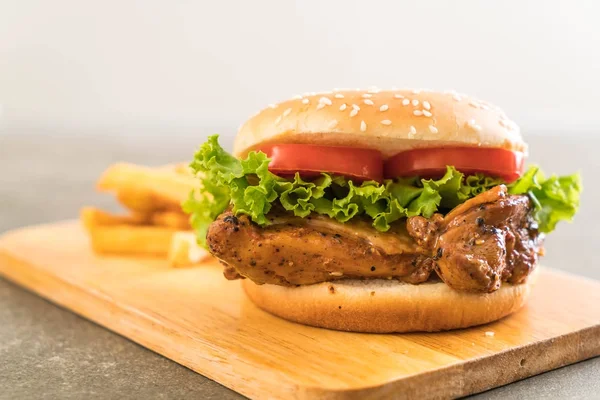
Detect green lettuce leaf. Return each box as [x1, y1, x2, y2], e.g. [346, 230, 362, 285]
[508, 167, 582, 233]
[185, 135, 582, 245]
[277, 173, 332, 217]
[182, 136, 238, 246]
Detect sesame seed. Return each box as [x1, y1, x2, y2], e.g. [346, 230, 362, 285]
[379, 104, 389, 112]
[339, 103, 347, 111]
[423, 101, 431, 110]
[485, 331, 495, 337]
[468, 119, 482, 131]
[360, 121, 367, 132]
[485, 101, 500, 111]
[319, 97, 332, 106]
[333, 88, 340, 92]
[381, 119, 392, 125]
[412, 99, 419, 106]
[302, 98, 310, 105]
[268, 104, 277, 109]
[429, 125, 438, 134]
[275, 116, 282, 124]
[394, 94, 404, 99]
[329, 271, 343, 276]
[291, 94, 303, 100]
[349, 109, 359, 117]
[352, 104, 360, 111]
[334, 93, 345, 99]
[316, 103, 326, 110]
[499, 119, 507, 127]
[362, 93, 373, 98]
[413, 110, 423, 116]
[363, 99, 374, 106]
[468, 101, 479, 108]
[423, 110, 432, 117]
[283, 108, 292, 117]
[328, 119, 338, 129]
[409, 126, 417, 134]
[453, 94, 462, 101]
[402, 99, 410, 106]
[310, 92, 317, 96]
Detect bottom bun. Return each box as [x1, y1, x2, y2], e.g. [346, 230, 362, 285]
[242, 268, 539, 333]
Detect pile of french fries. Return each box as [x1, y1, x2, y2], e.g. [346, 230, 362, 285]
[81, 162, 211, 267]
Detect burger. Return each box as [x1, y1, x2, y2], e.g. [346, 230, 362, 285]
[184, 89, 581, 333]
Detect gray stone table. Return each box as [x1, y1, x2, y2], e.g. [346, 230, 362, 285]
[1, 128, 598, 399]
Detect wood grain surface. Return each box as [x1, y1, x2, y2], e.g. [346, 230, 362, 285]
[1, 221, 599, 400]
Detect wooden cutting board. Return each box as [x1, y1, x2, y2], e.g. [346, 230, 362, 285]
[1, 221, 599, 399]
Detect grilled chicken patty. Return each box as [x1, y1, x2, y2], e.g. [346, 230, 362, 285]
[206, 185, 543, 292]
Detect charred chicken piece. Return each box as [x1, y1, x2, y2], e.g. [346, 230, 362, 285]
[407, 185, 543, 292]
[207, 211, 433, 286]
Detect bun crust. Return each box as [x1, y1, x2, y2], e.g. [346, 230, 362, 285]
[242, 268, 538, 333]
[234, 89, 526, 158]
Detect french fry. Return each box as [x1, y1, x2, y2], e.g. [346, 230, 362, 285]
[149, 211, 191, 230]
[168, 231, 211, 267]
[116, 190, 176, 213]
[80, 207, 147, 231]
[172, 163, 194, 175]
[83, 162, 209, 262]
[87, 224, 177, 257]
[81, 207, 174, 257]
[97, 163, 199, 211]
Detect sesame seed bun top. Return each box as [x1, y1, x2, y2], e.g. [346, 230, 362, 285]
[233, 88, 526, 158]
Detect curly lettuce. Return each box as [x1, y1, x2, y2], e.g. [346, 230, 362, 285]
[185, 135, 581, 245]
[507, 166, 582, 233]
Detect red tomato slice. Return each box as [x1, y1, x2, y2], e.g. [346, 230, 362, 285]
[384, 147, 525, 182]
[258, 144, 383, 182]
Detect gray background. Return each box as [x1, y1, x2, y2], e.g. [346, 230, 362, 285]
[2, 1, 600, 135]
[0, 129, 598, 399]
